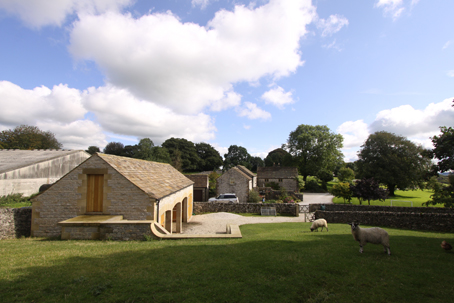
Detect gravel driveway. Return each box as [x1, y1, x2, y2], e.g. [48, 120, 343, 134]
[182, 193, 333, 235]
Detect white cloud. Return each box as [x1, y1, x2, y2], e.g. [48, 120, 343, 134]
[337, 120, 370, 149]
[317, 14, 349, 37]
[0, 0, 132, 28]
[447, 70, 454, 77]
[443, 41, 453, 50]
[0, 81, 86, 126]
[375, 0, 405, 20]
[192, 0, 214, 10]
[236, 102, 271, 120]
[69, 0, 316, 114]
[322, 39, 343, 51]
[243, 124, 251, 130]
[210, 90, 242, 112]
[83, 85, 217, 144]
[261, 86, 294, 109]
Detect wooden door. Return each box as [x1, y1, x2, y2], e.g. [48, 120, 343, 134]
[86, 174, 104, 212]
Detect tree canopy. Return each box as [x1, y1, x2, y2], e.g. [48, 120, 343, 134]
[195, 142, 223, 171]
[264, 148, 293, 167]
[431, 126, 454, 173]
[337, 167, 355, 182]
[0, 125, 62, 150]
[223, 145, 252, 170]
[350, 178, 388, 205]
[356, 131, 431, 196]
[86, 146, 100, 155]
[162, 137, 201, 172]
[284, 124, 343, 183]
[103, 142, 125, 156]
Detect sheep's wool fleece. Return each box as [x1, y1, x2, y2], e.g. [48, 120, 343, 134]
[311, 219, 328, 229]
[354, 227, 389, 246]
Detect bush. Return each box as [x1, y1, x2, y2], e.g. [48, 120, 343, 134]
[265, 182, 280, 190]
[305, 179, 324, 192]
[247, 190, 261, 203]
[0, 193, 35, 207]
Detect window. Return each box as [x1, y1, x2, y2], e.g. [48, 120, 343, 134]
[265, 179, 269, 182]
[279, 179, 283, 182]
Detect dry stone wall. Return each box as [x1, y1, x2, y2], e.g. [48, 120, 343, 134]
[194, 202, 299, 216]
[0, 207, 31, 239]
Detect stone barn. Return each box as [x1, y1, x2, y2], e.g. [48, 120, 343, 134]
[0, 149, 90, 197]
[31, 153, 194, 240]
[184, 174, 209, 202]
[217, 166, 256, 202]
[257, 166, 299, 192]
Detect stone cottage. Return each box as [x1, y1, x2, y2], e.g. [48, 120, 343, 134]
[257, 166, 299, 192]
[31, 153, 194, 240]
[217, 166, 256, 202]
[0, 149, 90, 197]
[184, 174, 209, 202]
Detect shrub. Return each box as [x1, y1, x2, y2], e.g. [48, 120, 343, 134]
[265, 182, 280, 190]
[0, 193, 35, 207]
[247, 189, 261, 203]
[305, 179, 324, 192]
[330, 182, 352, 204]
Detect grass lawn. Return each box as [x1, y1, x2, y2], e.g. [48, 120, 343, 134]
[1, 223, 453, 302]
[332, 189, 438, 207]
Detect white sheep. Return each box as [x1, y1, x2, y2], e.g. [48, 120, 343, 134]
[310, 219, 328, 232]
[349, 222, 391, 255]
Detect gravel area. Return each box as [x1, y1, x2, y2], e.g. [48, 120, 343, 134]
[182, 193, 334, 235]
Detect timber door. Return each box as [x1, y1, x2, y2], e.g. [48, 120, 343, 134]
[86, 174, 104, 212]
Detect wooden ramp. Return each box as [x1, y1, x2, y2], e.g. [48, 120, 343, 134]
[150, 222, 242, 239]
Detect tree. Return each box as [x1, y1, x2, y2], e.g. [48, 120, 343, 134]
[195, 142, 223, 171]
[264, 148, 293, 167]
[162, 138, 201, 171]
[149, 146, 171, 164]
[338, 167, 355, 182]
[103, 142, 125, 156]
[356, 131, 431, 196]
[284, 124, 343, 184]
[424, 175, 454, 208]
[86, 146, 100, 155]
[134, 138, 155, 160]
[223, 145, 251, 170]
[0, 125, 62, 150]
[350, 178, 388, 205]
[431, 126, 454, 172]
[249, 156, 264, 173]
[330, 182, 352, 204]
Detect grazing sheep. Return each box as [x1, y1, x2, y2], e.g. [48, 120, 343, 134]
[310, 219, 328, 232]
[349, 222, 391, 255]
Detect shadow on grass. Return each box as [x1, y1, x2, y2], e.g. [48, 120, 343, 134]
[1, 223, 453, 303]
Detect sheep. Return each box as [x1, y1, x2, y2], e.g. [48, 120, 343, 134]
[349, 222, 391, 255]
[310, 219, 328, 232]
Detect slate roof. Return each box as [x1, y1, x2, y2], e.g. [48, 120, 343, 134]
[257, 166, 298, 179]
[97, 153, 193, 200]
[228, 166, 252, 180]
[236, 165, 256, 178]
[0, 149, 89, 174]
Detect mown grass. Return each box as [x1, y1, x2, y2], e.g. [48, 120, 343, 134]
[1, 223, 453, 302]
[332, 189, 437, 207]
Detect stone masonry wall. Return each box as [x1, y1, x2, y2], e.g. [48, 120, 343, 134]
[310, 203, 454, 214]
[194, 202, 299, 216]
[0, 207, 32, 239]
[217, 169, 250, 203]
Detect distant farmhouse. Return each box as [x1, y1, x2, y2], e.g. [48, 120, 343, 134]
[31, 153, 194, 240]
[217, 165, 256, 202]
[0, 149, 91, 197]
[257, 166, 298, 192]
[185, 174, 209, 202]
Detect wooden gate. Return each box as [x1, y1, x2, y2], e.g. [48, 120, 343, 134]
[86, 174, 104, 212]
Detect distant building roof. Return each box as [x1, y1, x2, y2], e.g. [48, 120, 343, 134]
[257, 166, 298, 179]
[97, 153, 194, 200]
[0, 149, 89, 174]
[236, 165, 256, 178]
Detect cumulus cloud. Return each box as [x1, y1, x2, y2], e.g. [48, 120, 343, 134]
[0, 0, 132, 28]
[447, 70, 454, 78]
[261, 86, 294, 109]
[337, 120, 370, 149]
[317, 14, 349, 37]
[83, 85, 217, 144]
[69, 0, 316, 114]
[375, 0, 405, 20]
[0, 81, 86, 125]
[191, 0, 214, 9]
[236, 102, 271, 120]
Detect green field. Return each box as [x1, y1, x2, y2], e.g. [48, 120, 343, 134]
[1, 223, 453, 302]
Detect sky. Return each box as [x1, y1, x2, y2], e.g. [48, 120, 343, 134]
[0, 0, 453, 162]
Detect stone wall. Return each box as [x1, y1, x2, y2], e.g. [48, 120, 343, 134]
[194, 202, 299, 216]
[0, 207, 31, 239]
[313, 204, 454, 232]
[217, 168, 251, 203]
[61, 222, 152, 241]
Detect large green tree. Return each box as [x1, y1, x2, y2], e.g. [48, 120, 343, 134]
[249, 156, 264, 173]
[195, 142, 223, 171]
[0, 125, 62, 150]
[133, 138, 155, 160]
[162, 138, 200, 171]
[431, 126, 454, 173]
[356, 131, 431, 196]
[103, 142, 125, 156]
[284, 124, 343, 183]
[264, 148, 293, 167]
[223, 145, 252, 170]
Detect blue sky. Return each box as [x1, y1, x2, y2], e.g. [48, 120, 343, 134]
[0, 0, 453, 162]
